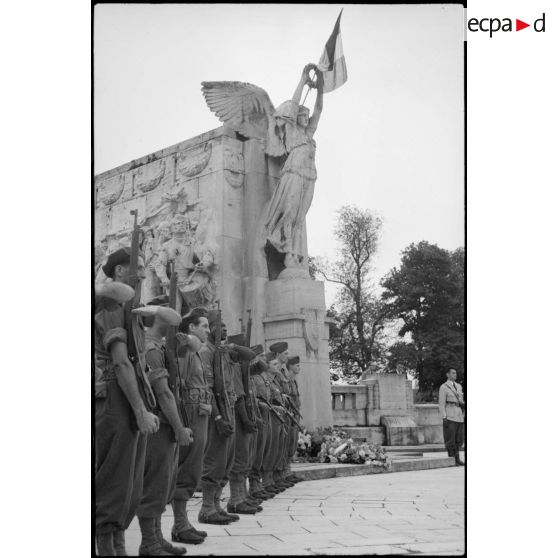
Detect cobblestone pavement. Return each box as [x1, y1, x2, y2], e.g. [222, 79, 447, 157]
[125, 466, 465, 555]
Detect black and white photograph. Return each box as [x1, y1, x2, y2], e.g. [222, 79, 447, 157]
[93, 3, 465, 556]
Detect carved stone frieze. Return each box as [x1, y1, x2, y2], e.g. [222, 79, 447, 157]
[135, 160, 166, 193]
[177, 143, 212, 178]
[97, 174, 125, 206]
[223, 142, 244, 187]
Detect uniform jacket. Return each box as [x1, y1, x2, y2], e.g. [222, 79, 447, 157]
[438, 380, 464, 423]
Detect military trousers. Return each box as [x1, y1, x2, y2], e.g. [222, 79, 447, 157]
[174, 403, 209, 502]
[230, 412, 254, 482]
[262, 413, 282, 474]
[273, 416, 288, 472]
[249, 407, 271, 481]
[201, 407, 236, 490]
[95, 379, 147, 534]
[288, 422, 298, 458]
[137, 423, 178, 517]
[443, 418, 465, 457]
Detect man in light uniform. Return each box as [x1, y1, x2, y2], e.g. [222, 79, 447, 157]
[438, 368, 465, 466]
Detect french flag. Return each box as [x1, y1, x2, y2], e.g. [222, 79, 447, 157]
[317, 9, 348, 93]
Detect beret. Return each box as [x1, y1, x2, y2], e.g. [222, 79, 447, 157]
[227, 333, 246, 346]
[269, 341, 288, 354]
[250, 344, 264, 356]
[102, 247, 131, 277]
[288, 356, 300, 366]
[265, 351, 276, 363]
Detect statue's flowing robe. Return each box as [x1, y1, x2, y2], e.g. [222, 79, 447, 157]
[264, 101, 317, 255]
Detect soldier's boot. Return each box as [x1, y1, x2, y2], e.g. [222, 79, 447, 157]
[198, 485, 231, 525]
[250, 477, 269, 500]
[171, 499, 205, 544]
[241, 479, 263, 510]
[138, 517, 172, 556]
[214, 485, 239, 522]
[182, 509, 207, 538]
[454, 452, 465, 466]
[447, 447, 455, 458]
[226, 480, 257, 514]
[154, 516, 187, 554]
[262, 472, 280, 494]
[113, 529, 128, 556]
[96, 532, 116, 556]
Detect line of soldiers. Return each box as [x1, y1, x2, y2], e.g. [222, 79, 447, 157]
[95, 247, 304, 556]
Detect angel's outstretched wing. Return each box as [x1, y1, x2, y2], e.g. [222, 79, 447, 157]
[201, 82, 283, 154]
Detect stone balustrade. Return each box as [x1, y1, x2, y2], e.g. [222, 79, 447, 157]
[331, 376, 444, 445]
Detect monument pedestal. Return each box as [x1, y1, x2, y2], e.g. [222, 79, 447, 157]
[263, 278, 333, 431]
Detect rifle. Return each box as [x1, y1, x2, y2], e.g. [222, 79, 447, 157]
[270, 374, 304, 432]
[281, 404, 304, 433]
[125, 209, 157, 414]
[258, 397, 286, 426]
[241, 309, 258, 423]
[284, 394, 303, 420]
[212, 302, 233, 425]
[166, 260, 189, 428]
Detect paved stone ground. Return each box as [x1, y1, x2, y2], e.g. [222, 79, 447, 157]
[125, 465, 464, 556]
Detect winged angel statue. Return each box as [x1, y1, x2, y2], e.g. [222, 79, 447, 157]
[202, 63, 324, 261]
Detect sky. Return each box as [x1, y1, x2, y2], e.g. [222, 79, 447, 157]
[94, 3, 464, 305]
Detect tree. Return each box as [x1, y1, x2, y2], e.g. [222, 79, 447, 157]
[315, 206, 389, 379]
[381, 241, 465, 396]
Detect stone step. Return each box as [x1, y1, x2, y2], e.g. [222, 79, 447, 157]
[291, 452, 459, 481]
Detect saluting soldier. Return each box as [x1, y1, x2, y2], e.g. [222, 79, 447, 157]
[285, 356, 304, 484]
[198, 312, 255, 524]
[248, 348, 275, 500]
[170, 308, 212, 545]
[227, 334, 261, 514]
[134, 296, 194, 556]
[95, 248, 160, 556]
[438, 368, 465, 466]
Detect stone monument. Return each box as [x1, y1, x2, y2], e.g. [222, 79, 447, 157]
[94, 64, 333, 430]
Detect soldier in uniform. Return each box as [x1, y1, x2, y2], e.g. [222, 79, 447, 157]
[95, 248, 161, 556]
[248, 348, 276, 501]
[268, 343, 296, 490]
[169, 308, 212, 545]
[198, 312, 255, 524]
[227, 334, 261, 514]
[285, 356, 304, 484]
[260, 352, 289, 494]
[438, 368, 465, 466]
[135, 296, 195, 556]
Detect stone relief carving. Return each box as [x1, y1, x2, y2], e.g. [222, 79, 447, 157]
[154, 213, 217, 314]
[97, 174, 126, 206]
[177, 143, 212, 178]
[301, 307, 323, 358]
[223, 142, 244, 188]
[135, 160, 166, 193]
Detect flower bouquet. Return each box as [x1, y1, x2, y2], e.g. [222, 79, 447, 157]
[297, 427, 391, 469]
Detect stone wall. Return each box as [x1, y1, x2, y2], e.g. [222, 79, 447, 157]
[331, 376, 444, 445]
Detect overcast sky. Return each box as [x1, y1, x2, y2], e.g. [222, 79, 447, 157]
[94, 3, 464, 304]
